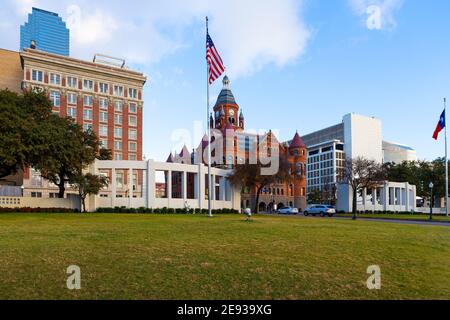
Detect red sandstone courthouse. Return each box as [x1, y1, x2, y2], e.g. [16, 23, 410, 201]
[168, 76, 308, 211]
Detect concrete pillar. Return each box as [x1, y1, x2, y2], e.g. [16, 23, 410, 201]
[146, 160, 153, 208]
[405, 183, 410, 212]
[167, 170, 172, 207]
[384, 183, 389, 211]
[182, 171, 187, 201]
[111, 168, 117, 207]
[128, 168, 133, 208]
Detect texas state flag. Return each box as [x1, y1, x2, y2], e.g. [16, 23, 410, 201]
[433, 110, 446, 140]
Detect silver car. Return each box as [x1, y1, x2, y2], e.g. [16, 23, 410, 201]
[277, 206, 299, 215]
[303, 205, 336, 217]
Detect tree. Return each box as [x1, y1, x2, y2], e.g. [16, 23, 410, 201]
[33, 118, 103, 198]
[0, 90, 53, 178]
[228, 158, 293, 214]
[342, 157, 386, 220]
[74, 173, 108, 212]
[307, 188, 324, 204]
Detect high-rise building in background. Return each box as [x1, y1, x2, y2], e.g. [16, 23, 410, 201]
[20, 7, 70, 56]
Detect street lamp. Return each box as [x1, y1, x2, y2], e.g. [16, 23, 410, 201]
[429, 182, 434, 221]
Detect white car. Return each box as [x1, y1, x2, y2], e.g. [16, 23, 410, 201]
[277, 206, 299, 215]
[303, 205, 336, 217]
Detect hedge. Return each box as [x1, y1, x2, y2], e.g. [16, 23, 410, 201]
[96, 207, 240, 214]
[0, 207, 79, 213]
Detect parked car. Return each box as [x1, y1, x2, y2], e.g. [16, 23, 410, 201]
[277, 206, 299, 215]
[303, 205, 336, 217]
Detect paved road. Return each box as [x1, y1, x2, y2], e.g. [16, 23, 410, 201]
[262, 213, 450, 227]
[332, 216, 450, 227]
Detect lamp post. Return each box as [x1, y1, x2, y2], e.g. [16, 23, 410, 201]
[429, 182, 434, 221]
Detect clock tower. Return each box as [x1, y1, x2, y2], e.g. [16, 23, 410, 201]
[213, 76, 242, 130]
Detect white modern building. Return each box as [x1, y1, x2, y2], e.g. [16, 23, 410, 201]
[301, 113, 417, 197]
[382, 141, 418, 163]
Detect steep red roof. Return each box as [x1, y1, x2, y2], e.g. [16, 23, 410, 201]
[289, 132, 306, 148]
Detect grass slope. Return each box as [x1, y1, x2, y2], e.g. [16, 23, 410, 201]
[0, 213, 449, 300]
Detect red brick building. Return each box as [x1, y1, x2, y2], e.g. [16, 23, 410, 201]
[18, 48, 146, 198]
[169, 76, 307, 211]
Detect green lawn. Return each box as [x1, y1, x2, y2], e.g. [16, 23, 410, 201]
[336, 213, 450, 222]
[0, 213, 449, 300]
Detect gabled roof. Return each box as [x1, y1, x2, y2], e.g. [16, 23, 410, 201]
[166, 153, 174, 163]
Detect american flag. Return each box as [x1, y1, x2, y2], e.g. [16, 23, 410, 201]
[206, 33, 225, 85]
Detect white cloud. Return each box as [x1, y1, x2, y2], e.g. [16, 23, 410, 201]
[348, 0, 404, 30]
[1, 0, 311, 79]
[208, 0, 310, 78]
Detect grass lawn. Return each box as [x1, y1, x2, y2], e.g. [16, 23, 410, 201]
[0, 213, 449, 300]
[335, 213, 450, 223]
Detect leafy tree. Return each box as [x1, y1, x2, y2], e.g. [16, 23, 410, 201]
[342, 157, 386, 220]
[74, 173, 108, 212]
[0, 90, 52, 178]
[228, 158, 293, 214]
[33, 118, 102, 198]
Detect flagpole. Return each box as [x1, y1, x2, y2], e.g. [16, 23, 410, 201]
[445, 97, 449, 217]
[206, 17, 212, 218]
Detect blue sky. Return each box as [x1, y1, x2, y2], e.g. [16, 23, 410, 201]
[1, 0, 450, 161]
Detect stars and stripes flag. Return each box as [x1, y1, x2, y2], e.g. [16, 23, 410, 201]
[206, 33, 225, 84]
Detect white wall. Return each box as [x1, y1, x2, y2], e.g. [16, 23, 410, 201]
[343, 113, 383, 163]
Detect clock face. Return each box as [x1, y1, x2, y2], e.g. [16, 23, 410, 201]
[229, 109, 235, 116]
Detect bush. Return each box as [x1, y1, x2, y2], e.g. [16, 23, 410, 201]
[0, 207, 78, 213]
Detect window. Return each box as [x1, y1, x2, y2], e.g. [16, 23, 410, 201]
[31, 192, 42, 198]
[100, 111, 108, 123]
[100, 98, 109, 110]
[67, 107, 76, 118]
[129, 129, 137, 140]
[83, 123, 93, 132]
[128, 88, 137, 99]
[114, 114, 123, 125]
[115, 153, 123, 161]
[116, 172, 124, 187]
[83, 95, 93, 106]
[67, 76, 77, 88]
[129, 153, 137, 161]
[100, 139, 108, 149]
[129, 103, 137, 113]
[114, 127, 122, 138]
[114, 100, 123, 112]
[32, 70, 43, 82]
[50, 91, 60, 107]
[84, 109, 93, 121]
[50, 73, 61, 85]
[83, 79, 93, 91]
[99, 82, 109, 94]
[129, 142, 137, 152]
[99, 125, 108, 137]
[114, 85, 123, 96]
[114, 140, 123, 151]
[67, 92, 77, 105]
[129, 115, 137, 127]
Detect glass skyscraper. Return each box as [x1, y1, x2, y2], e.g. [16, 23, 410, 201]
[20, 8, 70, 56]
